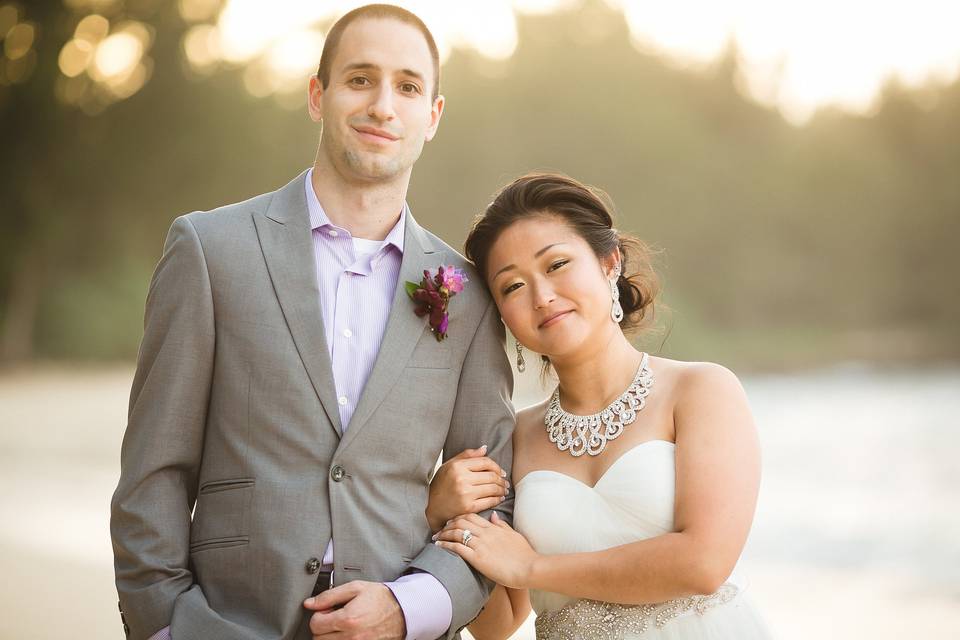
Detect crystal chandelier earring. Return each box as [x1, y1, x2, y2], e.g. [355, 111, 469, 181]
[610, 268, 624, 323]
[516, 339, 526, 372]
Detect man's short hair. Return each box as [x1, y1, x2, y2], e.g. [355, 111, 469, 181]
[317, 4, 441, 101]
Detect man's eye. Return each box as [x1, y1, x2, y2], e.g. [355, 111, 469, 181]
[548, 260, 569, 272]
[400, 82, 421, 94]
[349, 76, 370, 86]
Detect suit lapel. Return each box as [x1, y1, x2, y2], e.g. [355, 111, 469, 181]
[338, 213, 438, 452]
[253, 171, 343, 437]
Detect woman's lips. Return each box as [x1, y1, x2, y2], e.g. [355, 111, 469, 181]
[539, 310, 572, 329]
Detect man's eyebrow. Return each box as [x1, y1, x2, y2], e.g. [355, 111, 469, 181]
[342, 62, 379, 73]
[398, 68, 426, 83]
[492, 243, 567, 280]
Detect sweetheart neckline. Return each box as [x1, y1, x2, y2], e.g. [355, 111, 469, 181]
[514, 439, 675, 491]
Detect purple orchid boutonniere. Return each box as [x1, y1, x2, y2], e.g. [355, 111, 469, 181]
[405, 265, 469, 341]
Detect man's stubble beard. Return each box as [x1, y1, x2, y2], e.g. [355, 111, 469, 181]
[342, 147, 410, 182]
[327, 123, 425, 184]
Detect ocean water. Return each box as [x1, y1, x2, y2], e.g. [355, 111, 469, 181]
[1, 366, 958, 638]
[740, 366, 960, 638]
[745, 366, 960, 587]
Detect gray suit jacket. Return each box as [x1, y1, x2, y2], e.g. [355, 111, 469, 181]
[110, 171, 515, 640]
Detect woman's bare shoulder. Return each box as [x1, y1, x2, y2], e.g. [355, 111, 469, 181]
[647, 356, 752, 446]
[646, 355, 744, 406]
[511, 396, 550, 478]
[513, 396, 550, 445]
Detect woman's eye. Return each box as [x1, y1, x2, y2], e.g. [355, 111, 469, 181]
[503, 282, 523, 295]
[548, 260, 569, 272]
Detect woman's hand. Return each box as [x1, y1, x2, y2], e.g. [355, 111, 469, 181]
[426, 446, 510, 531]
[434, 512, 539, 589]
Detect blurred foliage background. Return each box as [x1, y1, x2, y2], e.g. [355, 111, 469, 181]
[2, 0, 958, 370]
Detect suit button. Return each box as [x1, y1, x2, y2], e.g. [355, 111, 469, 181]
[123, 622, 130, 636]
[306, 557, 321, 574]
[331, 465, 345, 482]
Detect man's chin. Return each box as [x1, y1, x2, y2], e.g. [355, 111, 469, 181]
[345, 153, 411, 183]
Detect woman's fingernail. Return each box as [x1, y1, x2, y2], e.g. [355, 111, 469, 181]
[505, 481, 511, 489]
[480, 444, 488, 453]
[501, 469, 507, 477]
[500, 496, 505, 502]
[431, 533, 438, 540]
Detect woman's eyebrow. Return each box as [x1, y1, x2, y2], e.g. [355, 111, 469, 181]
[492, 243, 568, 279]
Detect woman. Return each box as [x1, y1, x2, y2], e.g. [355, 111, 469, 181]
[425, 173, 772, 639]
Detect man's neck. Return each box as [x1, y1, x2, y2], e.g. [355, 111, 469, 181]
[310, 161, 410, 241]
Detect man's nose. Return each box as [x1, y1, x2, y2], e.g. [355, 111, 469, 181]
[367, 84, 396, 121]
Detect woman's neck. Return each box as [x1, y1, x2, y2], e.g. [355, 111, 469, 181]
[550, 328, 644, 415]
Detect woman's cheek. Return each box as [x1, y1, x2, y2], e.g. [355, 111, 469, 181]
[504, 305, 534, 349]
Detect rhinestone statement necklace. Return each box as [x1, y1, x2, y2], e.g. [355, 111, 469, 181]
[544, 352, 654, 457]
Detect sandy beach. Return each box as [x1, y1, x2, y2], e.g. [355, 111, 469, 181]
[1, 364, 958, 639]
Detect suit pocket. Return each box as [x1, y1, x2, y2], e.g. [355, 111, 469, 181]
[406, 338, 452, 369]
[199, 477, 255, 494]
[189, 535, 249, 553]
[191, 478, 255, 546]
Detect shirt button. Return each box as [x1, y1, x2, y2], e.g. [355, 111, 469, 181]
[343, 329, 352, 338]
[328, 229, 339, 237]
[331, 465, 345, 482]
[338, 396, 348, 406]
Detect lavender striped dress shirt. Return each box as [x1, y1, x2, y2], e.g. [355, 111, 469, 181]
[146, 170, 452, 640]
[304, 169, 452, 639]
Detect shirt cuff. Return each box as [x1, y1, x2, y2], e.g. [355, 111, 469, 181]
[147, 626, 171, 640]
[384, 573, 453, 640]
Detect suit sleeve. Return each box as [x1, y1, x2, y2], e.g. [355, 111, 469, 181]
[408, 295, 516, 639]
[110, 215, 215, 640]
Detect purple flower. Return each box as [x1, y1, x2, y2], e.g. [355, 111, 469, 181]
[440, 265, 468, 294]
[405, 264, 469, 342]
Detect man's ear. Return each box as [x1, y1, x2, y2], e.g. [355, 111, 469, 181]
[307, 75, 324, 123]
[424, 94, 445, 142]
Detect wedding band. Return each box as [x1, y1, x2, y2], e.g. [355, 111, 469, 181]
[461, 529, 473, 545]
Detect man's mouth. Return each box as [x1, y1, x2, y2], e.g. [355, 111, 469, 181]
[352, 125, 399, 143]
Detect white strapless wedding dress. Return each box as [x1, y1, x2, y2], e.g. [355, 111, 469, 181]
[514, 440, 772, 639]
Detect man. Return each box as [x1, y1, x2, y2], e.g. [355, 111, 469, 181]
[110, 5, 515, 640]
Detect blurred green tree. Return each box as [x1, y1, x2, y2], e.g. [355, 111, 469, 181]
[1, 0, 957, 368]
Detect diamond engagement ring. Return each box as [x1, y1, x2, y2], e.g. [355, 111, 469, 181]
[461, 529, 473, 545]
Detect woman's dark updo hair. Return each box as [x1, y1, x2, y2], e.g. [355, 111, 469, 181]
[464, 172, 659, 334]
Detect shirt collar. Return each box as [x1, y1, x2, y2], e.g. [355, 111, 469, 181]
[305, 168, 406, 254]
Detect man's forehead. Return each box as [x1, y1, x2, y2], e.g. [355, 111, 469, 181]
[333, 17, 433, 75]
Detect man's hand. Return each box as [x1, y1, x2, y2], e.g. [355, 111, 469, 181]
[303, 581, 406, 640]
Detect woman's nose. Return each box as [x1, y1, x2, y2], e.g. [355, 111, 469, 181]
[532, 282, 556, 309]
